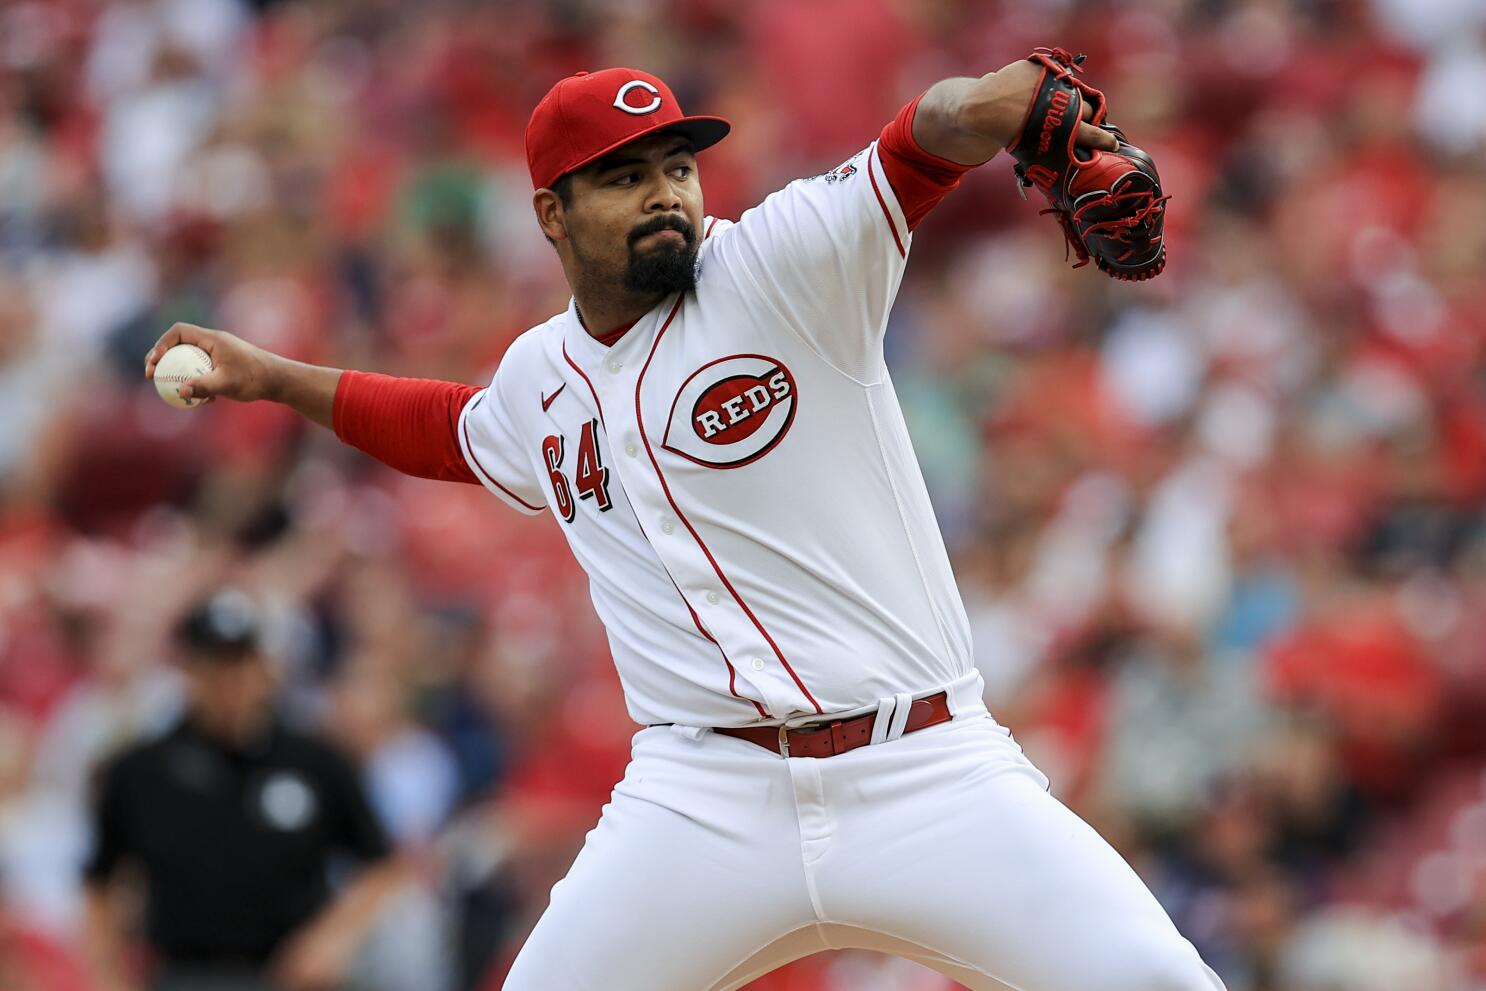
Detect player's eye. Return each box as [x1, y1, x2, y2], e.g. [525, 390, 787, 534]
[611, 173, 639, 186]
[671, 165, 692, 180]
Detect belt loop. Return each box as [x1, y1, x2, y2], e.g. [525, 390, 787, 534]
[777, 724, 792, 758]
[870, 697, 895, 745]
[947, 668, 988, 718]
[886, 692, 913, 740]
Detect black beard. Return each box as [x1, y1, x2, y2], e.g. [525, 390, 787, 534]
[623, 215, 698, 295]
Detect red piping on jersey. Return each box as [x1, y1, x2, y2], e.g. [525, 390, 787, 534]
[460, 406, 545, 511]
[671, 576, 769, 719]
[705, 217, 719, 238]
[561, 344, 605, 428]
[562, 337, 767, 718]
[636, 297, 825, 715]
[866, 152, 906, 258]
[875, 94, 975, 232]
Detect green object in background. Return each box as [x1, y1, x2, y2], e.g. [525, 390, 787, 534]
[400, 162, 486, 238]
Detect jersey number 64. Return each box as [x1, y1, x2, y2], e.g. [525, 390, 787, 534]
[543, 419, 612, 521]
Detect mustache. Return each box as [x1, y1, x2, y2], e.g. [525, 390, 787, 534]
[628, 215, 696, 248]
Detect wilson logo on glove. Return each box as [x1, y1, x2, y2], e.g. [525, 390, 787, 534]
[663, 355, 798, 469]
[1037, 89, 1073, 155]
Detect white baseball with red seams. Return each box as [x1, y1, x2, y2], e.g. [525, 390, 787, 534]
[460, 139, 1226, 991]
[153, 344, 213, 409]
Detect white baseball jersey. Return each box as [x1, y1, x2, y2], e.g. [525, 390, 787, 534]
[457, 140, 976, 727]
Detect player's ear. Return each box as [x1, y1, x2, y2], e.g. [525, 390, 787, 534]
[534, 188, 568, 243]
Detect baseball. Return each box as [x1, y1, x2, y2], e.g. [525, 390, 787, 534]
[153, 344, 213, 409]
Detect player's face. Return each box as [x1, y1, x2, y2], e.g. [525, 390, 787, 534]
[554, 133, 704, 296]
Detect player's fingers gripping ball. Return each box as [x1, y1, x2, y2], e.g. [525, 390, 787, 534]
[1007, 48, 1170, 281]
[153, 344, 213, 408]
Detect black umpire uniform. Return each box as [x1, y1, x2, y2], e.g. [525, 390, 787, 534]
[84, 591, 391, 991]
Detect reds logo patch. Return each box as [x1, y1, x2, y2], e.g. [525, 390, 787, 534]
[809, 159, 860, 184]
[662, 355, 798, 468]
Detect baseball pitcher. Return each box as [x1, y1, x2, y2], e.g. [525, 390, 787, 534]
[146, 53, 1201, 990]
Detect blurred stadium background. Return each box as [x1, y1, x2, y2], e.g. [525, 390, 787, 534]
[1, 0, 1485, 988]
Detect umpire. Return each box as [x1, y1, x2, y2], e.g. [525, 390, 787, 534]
[82, 589, 404, 991]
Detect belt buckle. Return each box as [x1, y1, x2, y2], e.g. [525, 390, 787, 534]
[777, 724, 791, 758]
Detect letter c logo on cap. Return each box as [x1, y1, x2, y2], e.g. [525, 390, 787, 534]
[614, 80, 662, 115]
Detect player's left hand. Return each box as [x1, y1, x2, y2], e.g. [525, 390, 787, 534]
[999, 57, 1118, 153]
[1006, 48, 1170, 280]
[1077, 97, 1119, 152]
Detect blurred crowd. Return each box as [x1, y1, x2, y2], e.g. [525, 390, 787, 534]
[1, 0, 1484, 988]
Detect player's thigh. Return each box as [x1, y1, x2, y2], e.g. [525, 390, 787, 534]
[503, 729, 816, 991]
[818, 717, 1224, 991]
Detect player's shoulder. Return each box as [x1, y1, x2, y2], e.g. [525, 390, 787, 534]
[709, 141, 882, 241]
[694, 215, 747, 290]
[777, 142, 879, 198]
[798, 142, 877, 188]
[696, 214, 736, 255]
[509, 317, 565, 359]
[485, 314, 567, 383]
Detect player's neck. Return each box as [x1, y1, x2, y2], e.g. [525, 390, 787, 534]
[572, 287, 668, 343]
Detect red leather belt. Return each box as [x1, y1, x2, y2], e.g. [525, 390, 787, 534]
[715, 691, 952, 758]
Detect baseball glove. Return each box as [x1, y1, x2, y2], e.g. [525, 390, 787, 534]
[1006, 47, 1170, 281]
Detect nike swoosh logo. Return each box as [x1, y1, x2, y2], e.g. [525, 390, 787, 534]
[541, 383, 566, 412]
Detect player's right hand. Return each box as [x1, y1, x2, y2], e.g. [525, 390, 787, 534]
[144, 322, 282, 404]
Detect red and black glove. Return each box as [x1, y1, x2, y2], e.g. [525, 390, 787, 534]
[1007, 48, 1170, 281]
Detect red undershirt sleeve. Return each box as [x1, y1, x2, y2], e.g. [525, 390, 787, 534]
[875, 94, 977, 232]
[332, 370, 480, 484]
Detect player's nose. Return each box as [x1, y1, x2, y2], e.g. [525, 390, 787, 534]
[643, 175, 684, 213]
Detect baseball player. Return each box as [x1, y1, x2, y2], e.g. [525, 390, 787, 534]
[147, 59, 1214, 991]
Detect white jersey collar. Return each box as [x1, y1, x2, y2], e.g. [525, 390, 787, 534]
[560, 291, 683, 374]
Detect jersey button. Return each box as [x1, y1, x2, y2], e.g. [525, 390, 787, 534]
[705, 591, 720, 605]
[660, 519, 676, 534]
[607, 360, 623, 374]
[750, 657, 766, 672]
[624, 443, 638, 458]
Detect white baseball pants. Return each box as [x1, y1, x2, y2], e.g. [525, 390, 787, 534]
[503, 696, 1226, 991]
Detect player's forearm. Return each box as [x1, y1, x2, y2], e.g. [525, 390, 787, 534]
[265, 357, 343, 431]
[914, 58, 1119, 167]
[912, 62, 1043, 166]
[332, 371, 481, 483]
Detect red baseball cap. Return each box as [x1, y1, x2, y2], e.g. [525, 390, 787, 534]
[525, 67, 731, 191]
